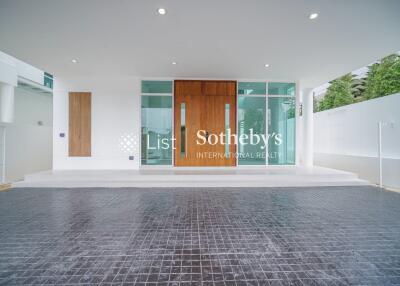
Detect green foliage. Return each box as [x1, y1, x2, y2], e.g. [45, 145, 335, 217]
[332, 74, 354, 108]
[287, 107, 295, 119]
[313, 96, 318, 113]
[315, 52, 400, 112]
[317, 74, 353, 111]
[364, 54, 400, 99]
[351, 77, 366, 98]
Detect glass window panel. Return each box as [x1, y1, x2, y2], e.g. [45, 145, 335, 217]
[238, 96, 266, 165]
[238, 82, 266, 95]
[141, 96, 172, 165]
[268, 97, 295, 165]
[268, 82, 295, 96]
[141, 81, 172, 94]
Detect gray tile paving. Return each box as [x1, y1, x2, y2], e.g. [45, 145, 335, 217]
[0, 186, 400, 285]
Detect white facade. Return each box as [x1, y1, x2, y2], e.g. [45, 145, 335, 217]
[314, 93, 400, 188]
[53, 77, 303, 170]
[53, 77, 141, 170]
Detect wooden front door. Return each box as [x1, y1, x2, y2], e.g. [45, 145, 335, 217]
[174, 80, 236, 166]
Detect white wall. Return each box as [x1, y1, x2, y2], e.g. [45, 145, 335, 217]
[1, 50, 49, 88]
[53, 76, 140, 170]
[3, 87, 53, 182]
[314, 93, 400, 188]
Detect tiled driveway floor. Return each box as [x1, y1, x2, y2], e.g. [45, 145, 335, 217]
[0, 186, 400, 285]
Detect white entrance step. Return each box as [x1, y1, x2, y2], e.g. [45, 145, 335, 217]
[14, 166, 369, 188]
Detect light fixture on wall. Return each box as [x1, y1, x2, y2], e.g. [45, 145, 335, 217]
[158, 8, 166, 15]
[71, 59, 78, 64]
[309, 13, 318, 20]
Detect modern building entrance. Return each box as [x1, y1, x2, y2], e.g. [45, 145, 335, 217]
[174, 80, 236, 166]
[141, 79, 297, 167]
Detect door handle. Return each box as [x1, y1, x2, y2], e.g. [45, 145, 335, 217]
[205, 131, 209, 141]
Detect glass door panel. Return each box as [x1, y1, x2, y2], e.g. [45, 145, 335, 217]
[268, 97, 295, 165]
[238, 96, 266, 165]
[141, 96, 172, 165]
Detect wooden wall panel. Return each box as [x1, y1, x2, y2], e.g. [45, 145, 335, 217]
[69, 92, 91, 157]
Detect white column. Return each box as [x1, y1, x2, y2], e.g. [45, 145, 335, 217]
[295, 81, 301, 165]
[302, 88, 314, 167]
[0, 82, 15, 123]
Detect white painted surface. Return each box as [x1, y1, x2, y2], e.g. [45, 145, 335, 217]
[14, 166, 368, 188]
[3, 86, 52, 182]
[302, 88, 314, 166]
[314, 93, 400, 188]
[314, 153, 399, 189]
[0, 126, 5, 183]
[295, 81, 302, 166]
[0, 50, 44, 86]
[0, 83, 14, 123]
[0, 51, 17, 86]
[15, 58, 44, 85]
[1, 1, 399, 88]
[53, 76, 140, 170]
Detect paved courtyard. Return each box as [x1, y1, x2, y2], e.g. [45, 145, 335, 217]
[0, 186, 400, 285]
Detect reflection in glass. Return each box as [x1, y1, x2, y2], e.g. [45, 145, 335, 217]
[268, 82, 295, 96]
[238, 96, 266, 165]
[268, 97, 295, 165]
[141, 96, 172, 165]
[225, 103, 230, 158]
[180, 103, 186, 157]
[238, 82, 266, 95]
[141, 81, 173, 94]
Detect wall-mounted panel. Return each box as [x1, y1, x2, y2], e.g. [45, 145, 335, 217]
[69, 92, 91, 157]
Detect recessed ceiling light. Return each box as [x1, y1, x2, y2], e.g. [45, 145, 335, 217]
[172, 61, 177, 65]
[71, 59, 78, 63]
[264, 64, 270, 68]
[158, 8, 166, 15]
[309, 13, 318, 20]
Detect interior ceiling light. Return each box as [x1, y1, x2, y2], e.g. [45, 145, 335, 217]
[158, 8, 166, 15]
[264, 64, 270, 68]
[309, 13, 318, 20]
[71, 59, 78, 63]
[172, 61, 177, 65]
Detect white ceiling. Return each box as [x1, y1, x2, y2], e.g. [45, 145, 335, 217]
[0, 0, 399, 88]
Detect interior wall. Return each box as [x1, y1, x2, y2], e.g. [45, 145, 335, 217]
[314, 93, 400, 188]
[53, 76, 140, 170]
[4, 87, 52, 182]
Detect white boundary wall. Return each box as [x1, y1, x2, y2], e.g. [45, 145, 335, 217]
[314, 93, 400, 189]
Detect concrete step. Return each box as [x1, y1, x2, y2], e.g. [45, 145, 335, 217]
[14, 166, 369, 188]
